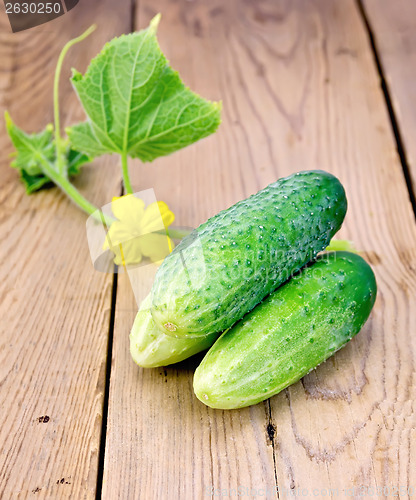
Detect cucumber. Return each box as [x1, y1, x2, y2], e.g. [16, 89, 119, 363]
[151, 170, 347, 337]
[130, 294, 220, 368]
[193, 252, 377, 409]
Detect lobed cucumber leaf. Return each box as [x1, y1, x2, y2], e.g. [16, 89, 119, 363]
[67, 14, 221, 163]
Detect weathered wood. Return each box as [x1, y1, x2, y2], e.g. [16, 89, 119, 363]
[262, 0, 416, 492]
[0, 2, 130, 498]
[102, 4, 279, 499]
[103, 0, 416, 497]
[104, 269, 278, 499]
[363, 0, 416, 194]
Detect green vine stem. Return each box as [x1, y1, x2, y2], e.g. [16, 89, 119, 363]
[121, 150, 134, 194]
[49, 25, 115, 225]
[54, 25, 97, 177]
[325, 239, 357, 253]
[49, 24, 118, 225]
[35, 152, 115, 226]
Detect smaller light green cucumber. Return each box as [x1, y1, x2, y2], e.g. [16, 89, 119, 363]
[193, 251, 377, 409]
[130, 294, 220, 368]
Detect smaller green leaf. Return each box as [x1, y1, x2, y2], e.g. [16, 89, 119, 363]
[20, 170, 52, 194]
[5, 111, 90, 193]
[67, 147, 91, 177]
[5, 112, 55, 170]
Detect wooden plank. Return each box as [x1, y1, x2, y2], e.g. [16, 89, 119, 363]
[102, 5, 278, 499]
[104, 0, 416, 496]
[362, 0, 416, 194]
[104, 270, 277, 499]
[0, 3, 130, 498]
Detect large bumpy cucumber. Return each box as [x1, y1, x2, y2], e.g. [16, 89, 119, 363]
[130, 294, 220, 368]
[193, 252, 377, 409]
[151, 170, 347, 338]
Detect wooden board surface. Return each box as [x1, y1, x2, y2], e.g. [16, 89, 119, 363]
[363, 0, 416, 193]
[102, 0, 416, 498]
[0, 2, 129, 498]
[1, 0, 416, 498]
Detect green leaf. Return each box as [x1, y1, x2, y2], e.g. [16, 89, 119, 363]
[20, 170, 53, 194]
[67, 147, 91, 176]
[5, 111, 89, 193]
[67, 14, 221, 163]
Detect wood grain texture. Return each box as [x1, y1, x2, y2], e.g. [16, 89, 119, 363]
[0, 2, 130, 498]
[103, 0, 416, 497]
[103, 270, 277, 499]
[363, 0, 416, 194]
[266, 1, 416, 491]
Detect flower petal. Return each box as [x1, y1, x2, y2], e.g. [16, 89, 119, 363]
[111, 194, 145, 227]
[158, 201, 175, 229]
[139, 233, 174, 263]
[103, 220, 137, 248]
[112, 238, 143, 266]
[141, 201, 175, 233]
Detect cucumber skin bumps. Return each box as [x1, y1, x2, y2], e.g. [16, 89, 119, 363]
[151, 170, 347, 338]
[193, 252, 377, 409]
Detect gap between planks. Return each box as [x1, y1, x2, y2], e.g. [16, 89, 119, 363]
[91, 0, 138, 490]
[356, 0, 416, 218]
[97, 0, 416, 497]
[94, 4, 138, 496]
[96, 270, 118, 500]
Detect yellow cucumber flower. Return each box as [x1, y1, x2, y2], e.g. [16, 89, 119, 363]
[103, 194, 175, 267]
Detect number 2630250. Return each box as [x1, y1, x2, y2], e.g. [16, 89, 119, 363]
[5, 2, 62, 14]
